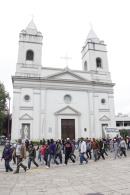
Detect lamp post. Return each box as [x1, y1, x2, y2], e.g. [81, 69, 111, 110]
[7, 96, 11, 139]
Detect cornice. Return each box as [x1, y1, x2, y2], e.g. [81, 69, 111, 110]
[81, 42, 107, 52]
[42, 67, 64, 71]
[41, 66, 111, 76]
[19, 41, 42, 45]
[99, 109, 110, 112]
[20, 106, 33, 110]
[13, 84, 114, 94]
[12, 76, 115, 87]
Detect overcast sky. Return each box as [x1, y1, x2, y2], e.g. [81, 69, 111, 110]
[0, 0, 129, 115]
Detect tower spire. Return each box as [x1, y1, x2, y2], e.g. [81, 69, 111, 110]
[86, 27, 99, 42]
[26, 19, 38, 35]
[26, 19, 37, 30]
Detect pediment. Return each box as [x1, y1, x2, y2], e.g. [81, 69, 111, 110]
[99, 115, 110, 121]
[55, 106, 81, 115]
[19, 113, 33, 120]
[46, 70, 86, 81]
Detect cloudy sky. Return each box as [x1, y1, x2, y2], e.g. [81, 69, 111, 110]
[0, 0, 129, 114]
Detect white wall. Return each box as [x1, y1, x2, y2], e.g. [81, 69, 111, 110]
[44, 89, 90, 139]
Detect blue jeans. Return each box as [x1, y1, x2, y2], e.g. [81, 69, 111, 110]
[28, 158, 39, 169]
[80, 153, 87, 164]
[5, 159, 13, 172]
[93, 149, 98, 161]
[47, 154, 59, 167]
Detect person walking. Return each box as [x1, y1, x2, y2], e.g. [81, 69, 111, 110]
[91, 138, 99, 161]
[86, 139, 92, 159]
[64, 138, 75, 165]
[28, 142, 39, 169]
[12, 143, 17, 164]
[79, 138, 88, 165]
[109, 139, 114, 152]
[40, 142, 47, 165]
[55, 140, 62, 164]
[113, 138, 120, 159]
[71, 140, 76, 160]
[119, 137, 127, 157]
[1, 142, 13, 172]
[13, 139, 27, 174]
[98, 139, 105, 160]
[47, 139, 59, 168]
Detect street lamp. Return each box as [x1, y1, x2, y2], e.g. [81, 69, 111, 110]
[7, 96, 11, 139]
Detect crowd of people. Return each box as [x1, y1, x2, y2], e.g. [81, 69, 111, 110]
[1, 136, 129, 173]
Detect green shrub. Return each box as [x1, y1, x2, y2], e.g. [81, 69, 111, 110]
[119, 129, 128, 138]
[31, 141, 40, 145]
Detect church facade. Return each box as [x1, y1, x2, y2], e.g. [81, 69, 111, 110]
[11, 20, 116, 141]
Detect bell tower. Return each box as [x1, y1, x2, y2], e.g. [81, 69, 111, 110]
[16, 19, 43, 76]
[81, 28, 109, 73]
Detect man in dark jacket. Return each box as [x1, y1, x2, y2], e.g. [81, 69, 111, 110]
[1, 142, 13, 172]
[28, 142, 39, 169]
[64, 138, 75, 165]
[98, 139, 105, 160]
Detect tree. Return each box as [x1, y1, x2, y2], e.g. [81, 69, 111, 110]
[119, 129, 128, 138]
[0, 82, 9, 135]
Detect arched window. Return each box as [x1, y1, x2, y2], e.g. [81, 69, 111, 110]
[96, 57, 102, 68]
[26, 50, 34, 61]
[84, 61, 87, 71]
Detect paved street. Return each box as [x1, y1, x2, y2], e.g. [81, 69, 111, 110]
[0, 148, 130, 195]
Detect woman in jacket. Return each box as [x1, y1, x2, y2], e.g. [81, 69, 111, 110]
[1, 142, 13, 172]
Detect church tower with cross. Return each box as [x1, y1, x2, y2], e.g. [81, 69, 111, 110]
[82, 28, 109, 73]
[11, 20, 116, 141]
[16, 19, 43, 77]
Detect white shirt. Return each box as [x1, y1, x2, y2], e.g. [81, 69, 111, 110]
[80, 141, 86, 153]
[16, 144, 22, 156]
[120, 140, 127, 149]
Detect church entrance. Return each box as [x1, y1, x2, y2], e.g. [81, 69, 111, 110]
[61, 119, 75, 140]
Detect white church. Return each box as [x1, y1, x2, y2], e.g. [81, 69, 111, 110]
[11, 20, 116, 141]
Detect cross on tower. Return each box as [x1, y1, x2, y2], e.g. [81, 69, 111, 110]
[89, 22, 93, 29]
[60, 53, 72, 67]
[30, 14, 34, 20]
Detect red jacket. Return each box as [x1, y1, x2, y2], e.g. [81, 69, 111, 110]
[40, 145, 46, 155]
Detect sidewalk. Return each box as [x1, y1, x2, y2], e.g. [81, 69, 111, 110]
[0, 151, 130, 194]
